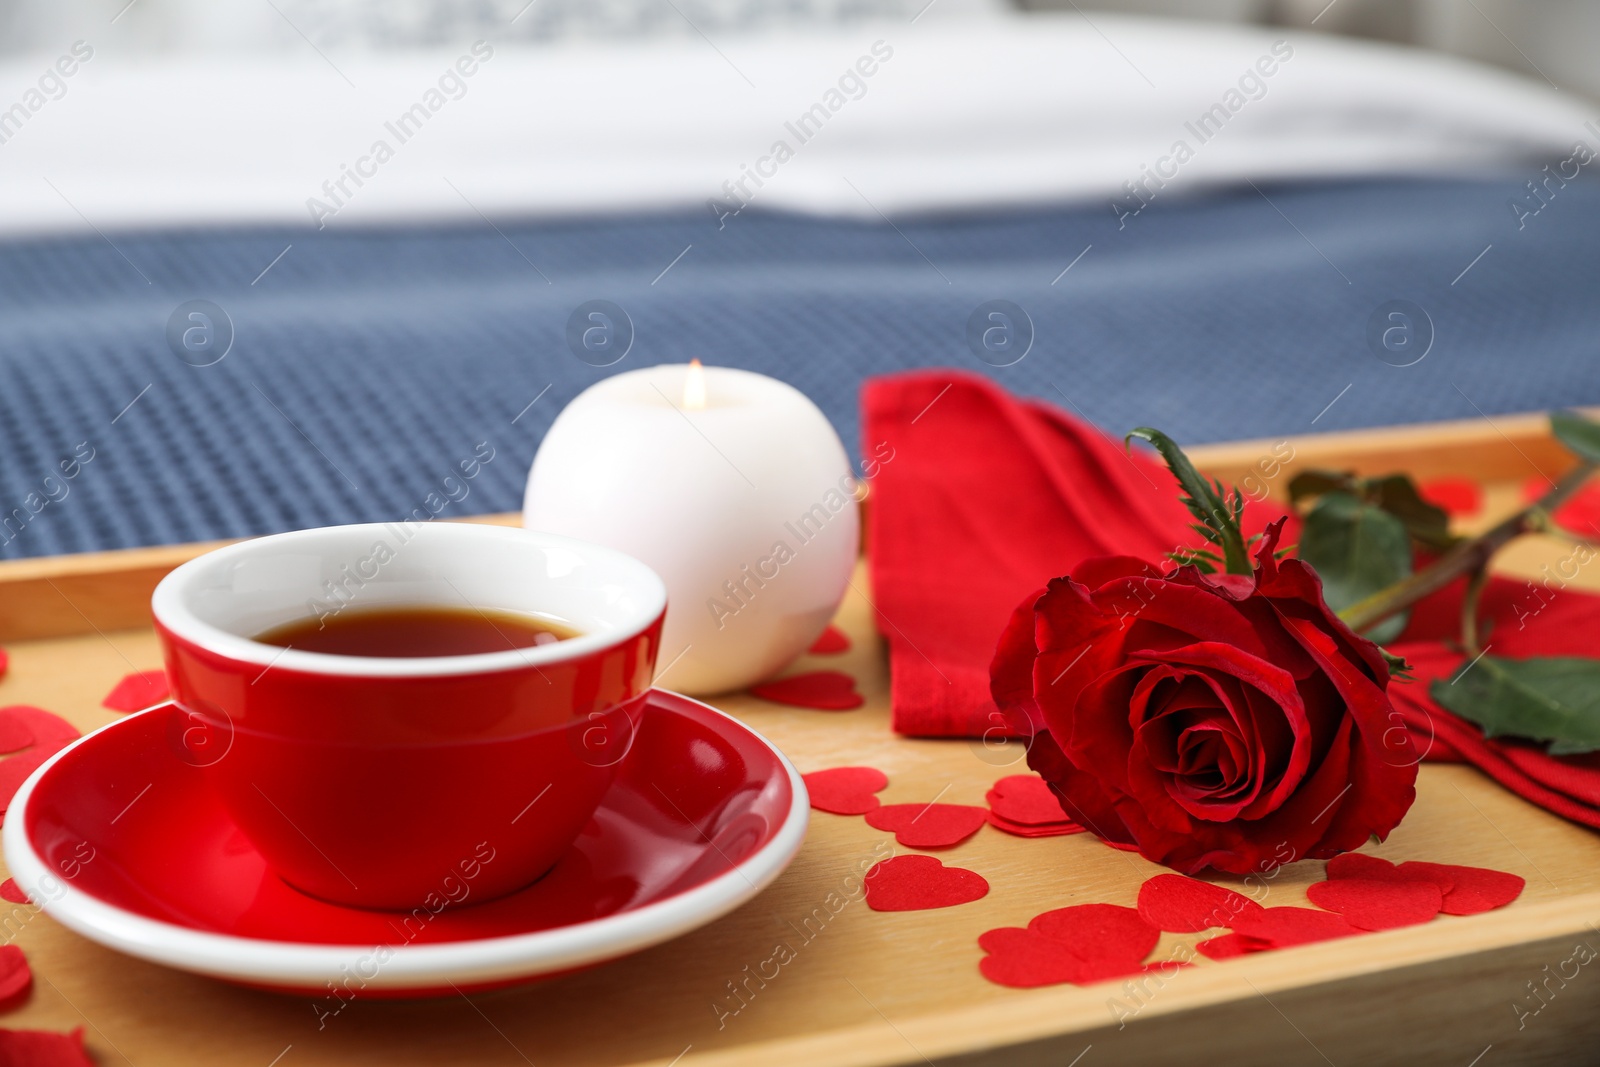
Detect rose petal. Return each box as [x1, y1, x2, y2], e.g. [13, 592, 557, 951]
[0, 880, 25, 905]
[0, 1026, 92, 1066]
[0, 946, 30, 1003]
[1305, 878, 1443, 931]
[985, 811, 1085, 838]
[986, 775, 1074, 826]
[864, 855, 988, 912]
[1230, 906, 1360, 948]
[865, 804, 988, 848]
[802, 767, 888, 815]
[1195, 932, 1265, 960]
[748, 671, 863, 711]
[808, 625, 851, 655]
[1137, 873, 1265, 933]
[102, 670, 170, 713]
[1029, 903, 1159, 966]
[1398, 861, 1525, 916]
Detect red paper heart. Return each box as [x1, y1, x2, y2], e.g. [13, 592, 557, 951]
[0, 880, 24, 905]
[986, 811, 1086, 838]
[979, 904, 1173, 988]
[0, 743, 73, 823]
[808, 625, 851, 655]
[1230, 907, 1359, 948]
[0, 709, 81, 825]
[1029, 904, 1160, 966]
[1419, 477, 1482, 518]
[0, 707, 80, 756]
[0, 1027, 92, 1066]
[0, 946, 30, 1003]
[1524, 477, 1600, 534]
[0, 648, 7, 681]
[1137, 874, 1266, 933]
[802, 766, 888, 815]
[1325, 853, 1408, 883]
[748, 670, 863, 710]
[986, 775, 1079, 827]
[0, 718, 29, 755]
[865, 803, 988, 848]
[1306, 878, 1443, 931]
[978, 927, 1091, 988]
[1399, 861, 1524, 915]
[102, 669, 170, 713]
[865, 855, 988, 911]
[1326, 853, 1523, 916]
[1195, 933, 1263, 960]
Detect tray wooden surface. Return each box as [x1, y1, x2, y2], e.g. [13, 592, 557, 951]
[1, 412, 1598, 1066]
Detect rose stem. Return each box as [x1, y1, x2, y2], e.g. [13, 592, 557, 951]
[1338, 461, 1597, 635]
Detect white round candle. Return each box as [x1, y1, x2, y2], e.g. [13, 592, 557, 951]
[523, 363, 858, 695]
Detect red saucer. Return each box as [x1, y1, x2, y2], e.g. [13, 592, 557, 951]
[5, 690, 807, 996]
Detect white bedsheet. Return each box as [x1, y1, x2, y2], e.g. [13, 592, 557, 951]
[0, 12, 1590, 236]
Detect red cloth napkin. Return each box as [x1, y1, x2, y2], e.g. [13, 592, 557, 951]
[865, 371, 1229, 736]
[864, 370, 1600, 830]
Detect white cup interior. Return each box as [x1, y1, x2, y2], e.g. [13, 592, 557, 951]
[151, 523, 667, 677]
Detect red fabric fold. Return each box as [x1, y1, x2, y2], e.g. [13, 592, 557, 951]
[866, 371, 1241, 737]
[863, 369, 1600, 830]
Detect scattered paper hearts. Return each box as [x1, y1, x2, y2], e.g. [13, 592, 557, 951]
[0, 880, 24, 906]
[808, 625, 851, 655]
[1138, 874, 1265, 933]
[1324, 853, 1523, 916]
[866, 803, 988, 849]
[0, 707, 80, 756]
[984, 775, 1075, 825]
[1228, 907, 1358, 949]
[865, 855, 989, 912]
[1306, 879, 1442, 931]
[986, 814, 1086, 838]
[0, 708, 82, 825]
[102, 669, 170, 713]
[748, 670, 863, 711]
[803, 767, 889, 815]
[979, 904, 1175, 988]
[0, 1026, 92, 1066]
[1419, 477, 1482, 518]
[1400, 861, 1524, 915]
[0, 946, 30, 1004]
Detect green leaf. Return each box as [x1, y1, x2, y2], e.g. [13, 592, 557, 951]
[1551, 410, 1600, 465]
[1128, 427, 1252, 576]
[1297, 490, 1413, 644]
[1288, 470, 1356, 505]
[1430, 655, 1600, 754]
[1365, 474, 1457, 551]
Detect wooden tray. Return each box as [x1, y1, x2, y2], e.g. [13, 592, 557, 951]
[1, 411, 1597, 1067]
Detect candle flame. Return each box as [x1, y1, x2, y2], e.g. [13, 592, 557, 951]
[683, 359, 707, 410]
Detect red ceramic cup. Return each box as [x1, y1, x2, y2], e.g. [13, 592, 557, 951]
[151, 523, 666, 911]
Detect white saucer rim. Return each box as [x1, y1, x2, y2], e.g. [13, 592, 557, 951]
[2, 690, 809, 990]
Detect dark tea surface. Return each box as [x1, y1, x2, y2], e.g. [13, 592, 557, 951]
[255, 606, 579, 657]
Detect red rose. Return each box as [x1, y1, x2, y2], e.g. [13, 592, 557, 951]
[990, 520, 1416, 874]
